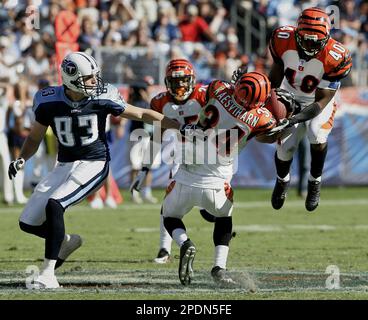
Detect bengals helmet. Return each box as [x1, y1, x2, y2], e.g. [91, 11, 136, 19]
[233, 72, 271, 110]
[296, 7, 331, 57]
[165, 59, 195, 101]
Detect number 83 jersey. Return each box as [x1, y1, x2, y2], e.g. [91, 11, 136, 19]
[269, 26, 352, 106]
[33, 84, 126, 162]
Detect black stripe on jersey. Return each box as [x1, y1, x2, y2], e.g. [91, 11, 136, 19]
[76, 52, 95, 70]
[57, 161, 109, 209]
[334, 56, 352, 72]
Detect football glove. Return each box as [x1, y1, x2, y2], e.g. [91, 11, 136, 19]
[179, 123, 207, 140]
[8, 158, 25, 180]
[267, 117, 298, 136]
[274, 88, 301, 115]
[230, 65, 249, 85]
[130, 167, 150, 193]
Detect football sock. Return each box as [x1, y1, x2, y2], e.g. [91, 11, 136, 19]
[45, 199, 65, 260]
[159, 214, 172, 253]
[41, 258, 57, 276]
[277, 173, 290, 183]
[213, 217, 233, 246]
[310, 144, 328, 179]
[214, 245, 229, 269]
[172, 228, 188, 247]
[275, 152, 293, 179]
[163, 217, 186, 236]
[309, 175, 322, 182]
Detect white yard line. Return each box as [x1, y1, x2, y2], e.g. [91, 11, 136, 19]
[0, 198, 367, 214]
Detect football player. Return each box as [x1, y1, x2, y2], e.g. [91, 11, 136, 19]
[268, 7, 352, 211]
[8, 51, 189, 289]
[162, 72, 276, 285]
[129, 58, 215, 264]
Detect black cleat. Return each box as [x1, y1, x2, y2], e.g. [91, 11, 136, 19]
[305, 180, 321, 212]
[271, 178, 290, 210]
[211, 266, 236, 285]
[178, 239, 196, 285]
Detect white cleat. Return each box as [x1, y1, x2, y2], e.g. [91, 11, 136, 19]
[90, 197, 104, 209]
[154, 248, 170, 264]
[33, 273, 60, 289]
[143, 194, 158, 204]
[132, 190, 143, 204]
[55, 234, 83, 269]
[104, 196, 117, 209]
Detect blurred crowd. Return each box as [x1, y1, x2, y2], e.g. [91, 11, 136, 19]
[0, 0, 367, 200]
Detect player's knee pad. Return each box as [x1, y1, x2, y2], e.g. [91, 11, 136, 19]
[19, 221, 47, 238]
[163, 217, 186, 237]
[213, 217, 233, 246]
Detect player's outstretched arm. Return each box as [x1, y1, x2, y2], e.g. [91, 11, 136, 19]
[282, 88, 336, 128]
[121, 104, 180, 130]
[8, 121, 48, 179]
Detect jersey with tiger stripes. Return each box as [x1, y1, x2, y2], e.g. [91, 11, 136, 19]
[33, 84, 126, 162]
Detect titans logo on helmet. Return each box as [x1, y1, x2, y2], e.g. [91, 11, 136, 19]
[62, 60, 78, 76]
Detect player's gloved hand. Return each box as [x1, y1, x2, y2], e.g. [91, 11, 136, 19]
[179, 124, 206, 140]
[267, 117, 298, 136]
[230, 65, 249, 85]
[8, 158, 25, 180]
[274, 88, 300, 115]
[130, 167, 150, 193]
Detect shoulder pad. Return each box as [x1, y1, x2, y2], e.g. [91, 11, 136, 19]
[322, 39, 353, 82]
[269, 26, 297, 64]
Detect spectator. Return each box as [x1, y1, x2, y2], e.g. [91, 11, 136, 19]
[178, 4, 216, 43]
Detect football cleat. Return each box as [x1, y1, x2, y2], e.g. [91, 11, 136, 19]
[305, 180, 321, 212]
[178, 239, 196, 285]
[154, 248, 170, 264]
[55, 234, 83, 269]
[33, 273, 60, 289]
[131, 190, 143, 204]
[271, 178, 290, 210]
[142, 194, 158, 204]
[104, 196, 117, 209]
[211, 266, 236, 285]
[90, 197, 104, 209]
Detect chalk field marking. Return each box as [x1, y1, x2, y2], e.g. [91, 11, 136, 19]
[0, 199, 367, 214]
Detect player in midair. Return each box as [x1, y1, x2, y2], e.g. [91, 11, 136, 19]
[268, 7, 352, 211]
[8, 52, 188, 289]
[162, 72, 276, 285]
[130, 58, 215, 264]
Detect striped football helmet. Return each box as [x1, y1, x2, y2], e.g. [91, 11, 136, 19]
[233, 72, 271, 110]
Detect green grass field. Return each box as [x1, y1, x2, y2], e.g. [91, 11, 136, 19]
[1, 186, 368, 300]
